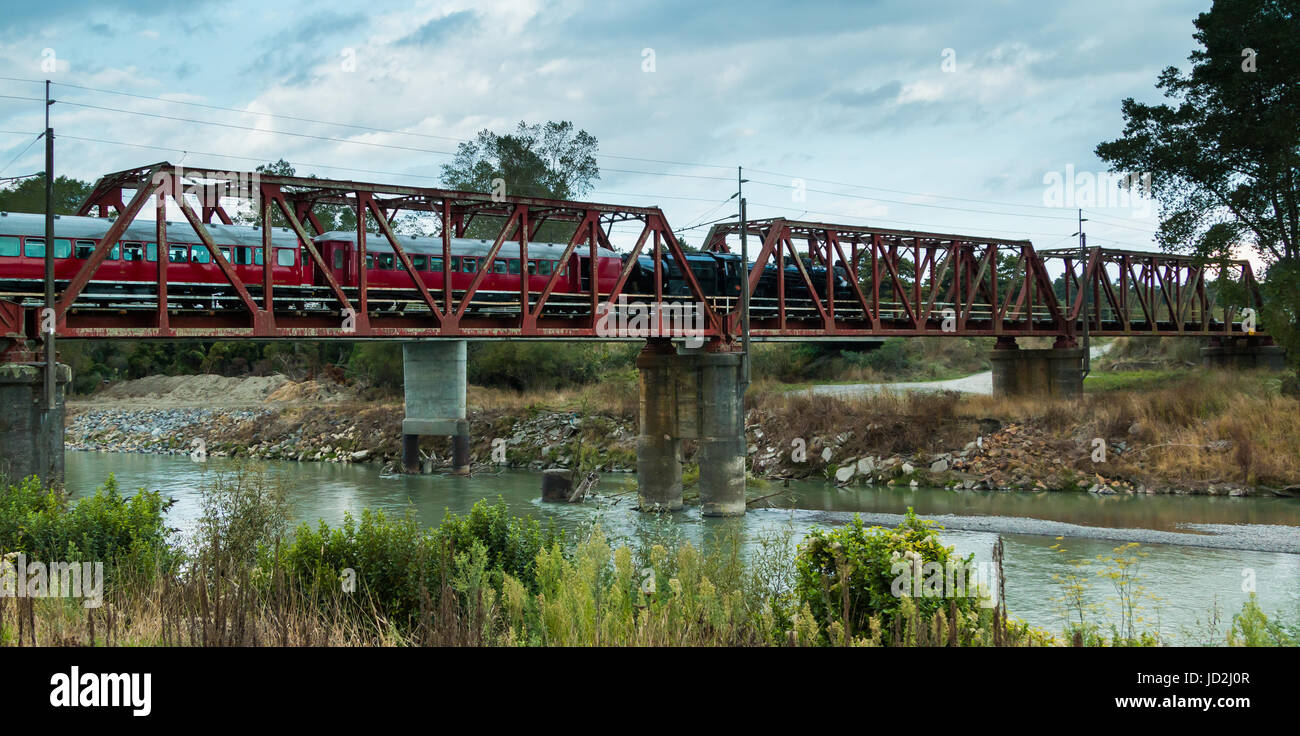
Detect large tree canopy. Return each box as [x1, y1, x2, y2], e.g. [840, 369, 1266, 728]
[0, 174, 93, 215]
[439, 121, 599, 241]
[1096, 0, 1300, 371]
[441, 120, 599, 201]
[1097, 0, 1300, 264]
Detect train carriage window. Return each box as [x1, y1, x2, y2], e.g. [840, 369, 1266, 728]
[235, 246, 254, 266]
[254, 248, 263, 266]
[74, 240, 96, 259]
[146, 243, 158, 262]
[491, 259, 508, 274]
[461, 258, 478, 273]
[532, 260, 552, 276]
[365, 253, 375, 270]
[429, 257, 443, 273]
[124, 243, 144, 262]
[192, 247, 211, 265]
[0, 236, 19, 257]
[450, 256, 461, 272]
[24, 238, 72, 259]
[333, 249, 345, 269]
[411, 254, 427, 270]
[507, 259, 521, 275]
[277, 249, 296, 267]
[169, 245, 189, 263]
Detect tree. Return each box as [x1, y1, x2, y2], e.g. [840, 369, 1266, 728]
[0, 174, 93, 215]
[1095, 0, 1300, 373]
[440, 121, 599, 240]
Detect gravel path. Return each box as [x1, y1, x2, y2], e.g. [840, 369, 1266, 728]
[805, 342, 1114, 398]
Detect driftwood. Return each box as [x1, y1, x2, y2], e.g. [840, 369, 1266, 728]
[568, 472, 600, 502]
[745, 490, 788, 507]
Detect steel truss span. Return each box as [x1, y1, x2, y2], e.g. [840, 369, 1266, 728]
[0, 162, 1271, 355]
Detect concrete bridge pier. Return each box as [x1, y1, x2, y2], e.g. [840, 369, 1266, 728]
[1201, 336, 1287, 370]
[636, 341, 746, 516]
[989, 337, 1084, 398]
[401, 341, 470, 475]
[0, 362, 71, 486]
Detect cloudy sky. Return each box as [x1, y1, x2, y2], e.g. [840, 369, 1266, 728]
[0, 0, 1212, 251]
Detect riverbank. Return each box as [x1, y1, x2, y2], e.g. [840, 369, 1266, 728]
[64, 368, 1300, 496]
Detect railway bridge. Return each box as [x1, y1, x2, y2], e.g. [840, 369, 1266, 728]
[0, 162, 1281, 514]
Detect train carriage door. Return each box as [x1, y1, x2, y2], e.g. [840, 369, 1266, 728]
[316, 240, 349, 287]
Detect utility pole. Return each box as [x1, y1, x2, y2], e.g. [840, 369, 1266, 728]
[44, 79, 56, 410]
[1076, 208, 1090, 378]
[738, 166, 750, 390]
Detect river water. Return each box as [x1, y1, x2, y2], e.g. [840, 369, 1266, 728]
[65, 450, 1300, 643]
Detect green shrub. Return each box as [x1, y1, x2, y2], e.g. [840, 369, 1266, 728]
[434, 498, 560, 588]
[1228, 593, 1296, 647]
[794, 509, 988, 642]
[273, 499, 561, 625]
[0, 475, 173, 575]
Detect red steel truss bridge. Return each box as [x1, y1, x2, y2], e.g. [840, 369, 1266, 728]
[0, 162, 1272, 356]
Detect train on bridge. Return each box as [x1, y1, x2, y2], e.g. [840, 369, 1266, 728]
[0, 211, 857, 316]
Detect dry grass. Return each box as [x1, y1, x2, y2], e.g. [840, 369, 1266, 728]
[959, 370, 1300, 488]
[467, 375, 638, 420]
[745, 368, 1299, 489]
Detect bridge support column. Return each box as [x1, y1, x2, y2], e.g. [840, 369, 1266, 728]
[636, 341, 746, 516]
[0, 362, 71, 486]
[1201, 336, 1287, 371]
[401, 341, 470, 475]
[989, 337, 1084, 398]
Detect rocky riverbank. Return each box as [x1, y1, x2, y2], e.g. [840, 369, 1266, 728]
[65, 381, 1266, 496]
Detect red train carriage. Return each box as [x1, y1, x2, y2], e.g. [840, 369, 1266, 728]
[0, 211, 624, 315]
[0, 211, 306, 308]
[312, 230, 622, 312]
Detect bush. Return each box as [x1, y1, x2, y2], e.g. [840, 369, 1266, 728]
[794, 509, 988, 642]
[0, 475, 173, 574]
[273, 499, 561, 625]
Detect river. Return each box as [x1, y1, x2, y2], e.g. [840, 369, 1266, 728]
[65, 450, 1300, 643]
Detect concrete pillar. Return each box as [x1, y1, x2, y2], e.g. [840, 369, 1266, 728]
[636, 343, 683, 511]
[401, 340, 470, 474]
[636, 342, 746, 516]
[988, 338, 1084, 398]
[694, 352, 747, 517]
[1201, 337, 1287, 371]
[0, 362, 71, 486]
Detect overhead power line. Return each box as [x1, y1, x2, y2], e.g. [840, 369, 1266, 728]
[0, 75, 1164, 243]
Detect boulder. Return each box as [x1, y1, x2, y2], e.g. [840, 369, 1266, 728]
[541, 469, 574, 502]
